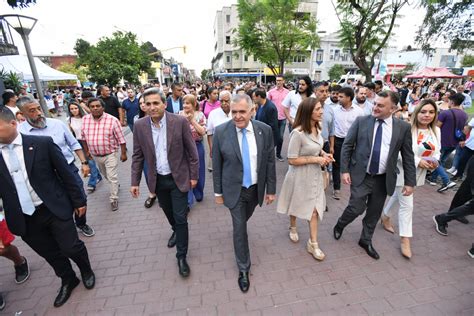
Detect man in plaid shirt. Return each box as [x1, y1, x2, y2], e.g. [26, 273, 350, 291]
[81, 98, 127, 211]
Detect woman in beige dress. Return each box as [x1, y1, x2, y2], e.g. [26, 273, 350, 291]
[277, 97, 334, 261]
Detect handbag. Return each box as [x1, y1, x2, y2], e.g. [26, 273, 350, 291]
[449, 110, 466, 142]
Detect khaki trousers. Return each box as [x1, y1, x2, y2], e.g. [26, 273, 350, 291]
[93, 152, 119, 202]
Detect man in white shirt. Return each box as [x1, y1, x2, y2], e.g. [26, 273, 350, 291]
[282, 76, 314, 131]
[330, 87, 365, 200]
[207, 90, 232, 161]
[457, 85, 472, 109]
[2, 91, 19, 116]
[353, 86, 373, 115]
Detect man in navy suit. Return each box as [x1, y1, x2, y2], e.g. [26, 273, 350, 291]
[166, 82, 183, 113]
[0, 106, 95, 307]
[252, 88, 280, 148]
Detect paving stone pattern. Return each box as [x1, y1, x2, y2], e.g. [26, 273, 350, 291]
[0, 131, 473, 315]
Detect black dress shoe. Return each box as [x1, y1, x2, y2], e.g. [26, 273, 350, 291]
[54, 277, 80, 307]
[81, 271, 95, 289]
[167, 232, 176, 248]
[177, 258, 190, 277]
[238, 272, 250, 293]
[358, 241, 380, 260]
[144, 196, 156, 208]
[333, 225, 343, 240]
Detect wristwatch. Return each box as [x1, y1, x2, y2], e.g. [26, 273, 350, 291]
[81, 161, 89, 165]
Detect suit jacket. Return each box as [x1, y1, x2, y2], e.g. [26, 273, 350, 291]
[131, 113, 199, 193]
[256, 99, 280, 146]
[212, 119, 276, 209]
[0, 134, 87, 236]
[340, 115, 416, 196]
[166, 96, 183, 114]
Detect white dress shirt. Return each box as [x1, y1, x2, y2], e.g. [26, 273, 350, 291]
[333, 104, 365, 138]
[367, 116, 393, 175]
[282, 92, 316, 119]
[150, 115, 171, 175]
[0, 134, 43, 206]
[207, 108, 232, 135]
[236, 121, 258, 186]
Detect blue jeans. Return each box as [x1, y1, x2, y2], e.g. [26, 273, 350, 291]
[440, 146, 456, 167]
[87, 158, 102, 188]
[430, 165, 450, 185]
[188, 141, 205, 207]
[452, 145, 463, 169]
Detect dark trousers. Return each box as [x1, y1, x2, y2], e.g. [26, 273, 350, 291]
[276, 119, 286, 157]
[333, 137, 345, 190]
[440, 157, 474, 223]
[229, 185, 258, 272]
[188, 141, 205, 205]
[337, 174, 387, 245]
[68, 163, 87, 228]
[454, 147, 474, 178]
[21, 204, 92, 283]
[155, 174, 189, 259]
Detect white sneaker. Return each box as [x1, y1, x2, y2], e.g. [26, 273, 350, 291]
[446, 167, 455, 174]
[449, 168, 457, 175]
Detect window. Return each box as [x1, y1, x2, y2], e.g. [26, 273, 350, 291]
[244, 55, 248, 62]
[226, 15, 230, 23]
[226, 55, 231, 63]
[225, 36, 230, 44]
[316, 50, 323, 62]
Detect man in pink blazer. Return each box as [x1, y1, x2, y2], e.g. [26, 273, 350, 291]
[130, 88, 199, 277]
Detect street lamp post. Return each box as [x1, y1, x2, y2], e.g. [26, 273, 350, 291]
[1, 14, 49, 116]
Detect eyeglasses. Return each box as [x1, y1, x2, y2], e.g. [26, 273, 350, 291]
[221, 100, 230, 104]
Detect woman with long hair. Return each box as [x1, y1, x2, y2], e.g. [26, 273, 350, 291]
[381, 99, 441, 258]
[277, 97, 334, 261]
[67, 102, 102, 193]
[179, 94, 207, 207]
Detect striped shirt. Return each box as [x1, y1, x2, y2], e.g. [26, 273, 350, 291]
[81, 113, 126, 156]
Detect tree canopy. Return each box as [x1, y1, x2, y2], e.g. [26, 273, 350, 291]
[328, 64, 346, 81]
[416, 0, 473, 53]
[74, 31, 152, 86]
[56, 62, 88, 83]
[334, 0, 408, 82]
[235, 0, 319, 75]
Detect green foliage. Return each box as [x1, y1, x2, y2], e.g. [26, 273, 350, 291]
[392, 62, 417, 81]
[56, 62, 88, 83]
[461, 55, 474, 68]
[7, 0, 36, 8]
[0, 69, 22, 93]
[201, 69, 211, 80]
[328, 64, 346, 81]
[74, 31, 152, 86]
[335, 0, 408, 82]
[235, 0, 319, 75]
[416, 0, 473, 53]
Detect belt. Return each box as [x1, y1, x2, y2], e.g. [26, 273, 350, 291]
[93, 152, 114, 157]
[366, 173, 386, 178]
[157, 173, 173, 178]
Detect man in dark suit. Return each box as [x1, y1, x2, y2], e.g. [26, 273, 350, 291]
[0, 106, 95, 307]
[333, 91, 416, 259]
[252, 88, 280, 148]
[212, 94, 277, 293]
[130, 88, 198, 277]
[165, 82, 183, 114]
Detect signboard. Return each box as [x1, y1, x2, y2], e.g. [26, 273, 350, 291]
[171, 64, 180, 76]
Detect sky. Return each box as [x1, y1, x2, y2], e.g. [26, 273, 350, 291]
[0, 0, 427, 75]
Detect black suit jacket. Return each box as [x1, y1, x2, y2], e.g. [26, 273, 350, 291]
[166, 96, 183, 114]
[256, 99, 280, 146]
[0, 134, 87, 236]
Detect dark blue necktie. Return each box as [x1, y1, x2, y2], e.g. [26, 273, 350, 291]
[369, 119, 384, 175]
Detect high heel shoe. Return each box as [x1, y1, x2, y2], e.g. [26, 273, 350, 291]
[306, 239, 325, 261]
[401, 237, 412, 259]
[381, 215, 395, 234]
[289, 226, 299, 243]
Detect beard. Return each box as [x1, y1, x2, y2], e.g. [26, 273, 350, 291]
[330, 96, 339, 103]
[27, 116, 46, 129]
[356, 97, 366, 104]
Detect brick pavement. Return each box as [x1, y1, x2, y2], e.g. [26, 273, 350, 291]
[0, 130, 473, 315]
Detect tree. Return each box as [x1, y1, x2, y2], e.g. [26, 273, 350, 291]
[392, 62, 417, 81]
[416, 0, 473, 53]
[235, 0, 319, 75]
[56, 62, 88, 83]
[333, 0, 409, 82]
[0, 69, 22, 93]
[328, 64, 346, 81]
[74, 31, 152, 86]
[461, 55, 474, 68]
[201, 69, 211, 80]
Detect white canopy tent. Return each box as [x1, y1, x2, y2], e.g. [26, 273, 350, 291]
[0, 54, 78, 81]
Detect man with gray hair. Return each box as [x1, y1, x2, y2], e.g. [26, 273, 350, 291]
[212, 93, 276, 292]
[207, 90, 232, 158]
[16, 96, 95, 237]
[131, 88, 198, 278]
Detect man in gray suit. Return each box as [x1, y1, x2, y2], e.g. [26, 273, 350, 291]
[130, 88, 199, 277]
[333, 90, 416, 259]
[212, 94, 276, 293]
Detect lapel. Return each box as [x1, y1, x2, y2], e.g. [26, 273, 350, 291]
[253, 121, 264, 171]
[388, 117, 401, 158]
[166, 114, 174, 155]
[143, 118, 156, 164]
[229, 121, 242, 163]
[21, 135, 35, 176]
[0, 153, 15, 189]
[367, 116, 376, 149]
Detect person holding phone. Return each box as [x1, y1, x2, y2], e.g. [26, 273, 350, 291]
[381, 99, 440, 258]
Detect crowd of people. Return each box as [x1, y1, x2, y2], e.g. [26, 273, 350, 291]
[0, 75, 472, 309]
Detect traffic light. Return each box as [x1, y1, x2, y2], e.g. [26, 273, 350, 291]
[183, 45, 186, 54]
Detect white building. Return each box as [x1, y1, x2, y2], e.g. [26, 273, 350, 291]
[211, 1, 319, 79]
